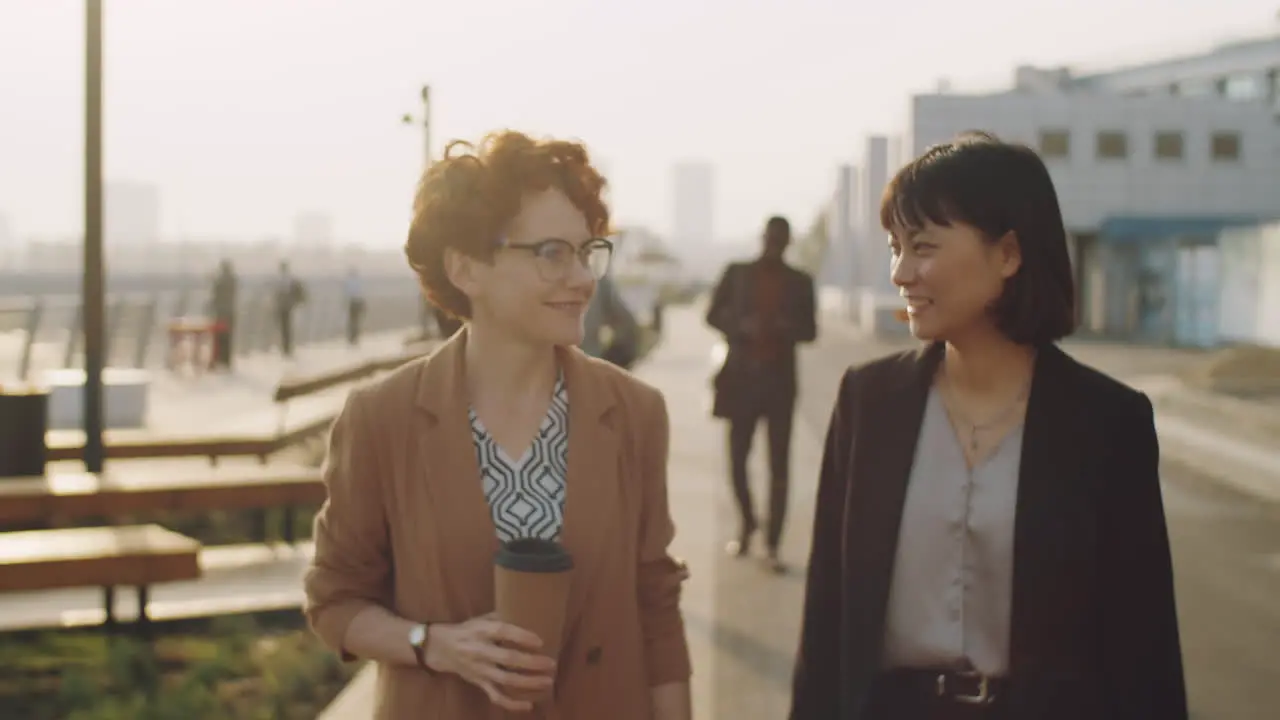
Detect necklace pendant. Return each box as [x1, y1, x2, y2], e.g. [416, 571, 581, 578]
[970, 434, 980, 452]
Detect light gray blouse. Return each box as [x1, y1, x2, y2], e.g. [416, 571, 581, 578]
[881, 386, 1024, 676]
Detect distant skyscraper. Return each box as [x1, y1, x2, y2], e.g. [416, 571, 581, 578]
[106, 181, 161, 247]
[0, 213, 13, 270]
[671, 162, 714, 247]
[293, 211, 335, 248]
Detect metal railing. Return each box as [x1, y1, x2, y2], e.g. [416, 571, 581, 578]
[0, 283, 422, 382]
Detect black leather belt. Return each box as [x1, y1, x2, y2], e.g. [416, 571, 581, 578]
[880, 668, 1008, 706]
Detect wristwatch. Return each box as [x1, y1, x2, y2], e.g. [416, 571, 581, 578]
[408, 623, 432, 671]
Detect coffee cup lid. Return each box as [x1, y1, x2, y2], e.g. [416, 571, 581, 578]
[495, 538, 574, 573]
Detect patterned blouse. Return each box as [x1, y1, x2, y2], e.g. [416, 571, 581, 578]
[469, 375, 569, 543]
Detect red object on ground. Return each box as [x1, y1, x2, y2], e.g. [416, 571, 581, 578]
[166, 317, 226, 373]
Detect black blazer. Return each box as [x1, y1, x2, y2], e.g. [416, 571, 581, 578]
[706, 260, 816, 415]
[789, 342, 1187, 720]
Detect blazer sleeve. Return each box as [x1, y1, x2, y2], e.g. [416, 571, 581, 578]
[792, 271, 818, 344]
[635, 388, 693, 686]
[1098, 392, 1188, 719]
[790, 368, 857, 720]
[705, 264, 740, 338]
[303, 385, 393, 661]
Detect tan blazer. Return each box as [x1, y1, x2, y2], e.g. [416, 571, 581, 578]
[303, 330, 692, 719]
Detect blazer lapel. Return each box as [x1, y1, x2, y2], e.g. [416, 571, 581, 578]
[550, 347, 621, 648]
[409, 339, 622, 650]
[413, 330, 502, 616]
[842, 342, 942, 680]
[1008, 345, 1088, 671]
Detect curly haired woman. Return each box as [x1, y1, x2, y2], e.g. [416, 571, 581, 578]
[303, 131, 692, 719]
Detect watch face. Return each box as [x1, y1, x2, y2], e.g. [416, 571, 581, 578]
[408, 624, 426, 647]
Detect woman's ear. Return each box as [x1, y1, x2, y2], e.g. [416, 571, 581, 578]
[443, 247, 480, 304]
[996, 230, 1023, 280]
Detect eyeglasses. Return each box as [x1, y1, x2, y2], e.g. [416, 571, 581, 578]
[497, 237, 614, 282]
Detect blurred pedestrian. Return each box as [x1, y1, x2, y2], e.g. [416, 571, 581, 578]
[344, 267, 365, 346]
[582, 271, 642, 368]
[209, 259, 237, 370]
[706, 215, 817, 573]
[274, 261, 305, 358]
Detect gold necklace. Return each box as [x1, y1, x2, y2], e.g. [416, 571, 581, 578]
[941, 374, 1032, 452]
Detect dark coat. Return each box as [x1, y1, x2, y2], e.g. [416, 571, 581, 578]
[706, 260, 816, 418]
[789, 342, 1188, 720]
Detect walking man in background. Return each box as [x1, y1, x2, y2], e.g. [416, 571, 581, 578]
[274, 261, 306, 358]
[209, 259, 237, 371]
[706, 215, 817, 573]
[344, 266, 365, 346]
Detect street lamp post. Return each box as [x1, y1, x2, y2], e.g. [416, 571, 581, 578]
[402, 85, 433, 336]
[419, 85, 431, 171]
[401, 84, 432, 172]
[83, 0, 106, 472]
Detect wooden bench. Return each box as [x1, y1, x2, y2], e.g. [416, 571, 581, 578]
[43, 401, 340, 465]
[0, 465, 325, 544]
[273, 346, 425, 403]
[0, 524, 201, 632]
[38, 347, 428, 465]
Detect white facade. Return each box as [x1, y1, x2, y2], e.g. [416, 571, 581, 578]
[670, 162, 714, 248]
[817, 30, 1280, 342]
[1066, 33, 1280, 112]
[1218, 222, 1280, 348]
[907, 92, 1280, 231]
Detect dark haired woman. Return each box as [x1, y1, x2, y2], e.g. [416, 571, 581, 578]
[304, 131, 691, 719]
[789, 131, 1186, 719]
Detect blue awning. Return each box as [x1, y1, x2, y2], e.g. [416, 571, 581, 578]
[1097, 215, 1272, 244]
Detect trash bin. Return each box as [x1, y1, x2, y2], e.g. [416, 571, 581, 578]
[0, 385, 49, 478]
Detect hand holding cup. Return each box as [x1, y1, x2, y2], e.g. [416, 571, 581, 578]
[429, 613, 556, 712]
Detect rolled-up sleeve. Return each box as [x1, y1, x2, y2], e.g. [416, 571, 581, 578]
[303, 386, 392, 660]
[635, 390, 693, 686]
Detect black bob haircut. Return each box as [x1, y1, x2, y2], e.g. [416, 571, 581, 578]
[879, 130, 1077, 346]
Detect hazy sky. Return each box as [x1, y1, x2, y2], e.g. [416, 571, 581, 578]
[0, 0, 1275, 248]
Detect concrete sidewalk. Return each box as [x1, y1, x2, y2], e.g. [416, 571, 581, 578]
[145, 330, 413, 435]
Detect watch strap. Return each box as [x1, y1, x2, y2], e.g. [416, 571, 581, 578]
[411, 623, 432, 672]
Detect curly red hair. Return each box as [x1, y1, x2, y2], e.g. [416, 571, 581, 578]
[404, 130, 611, 319]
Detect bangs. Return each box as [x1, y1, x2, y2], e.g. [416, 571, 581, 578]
[879, 146, 970, 235]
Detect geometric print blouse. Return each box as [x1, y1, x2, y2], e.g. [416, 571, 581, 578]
[468, 374, 569, 544]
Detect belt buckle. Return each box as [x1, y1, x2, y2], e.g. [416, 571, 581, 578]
[935, 669, 993, 705]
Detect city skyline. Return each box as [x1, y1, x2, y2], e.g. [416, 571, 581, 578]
[0, 1, 1275, 247]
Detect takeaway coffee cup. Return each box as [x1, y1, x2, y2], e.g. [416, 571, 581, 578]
[494, 538, 574, 702]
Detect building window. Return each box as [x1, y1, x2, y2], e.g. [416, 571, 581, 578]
[1096, 131, 1128, 159]
[1154, 131, 1184, 160]
[1211, 132, 1241, 162]
[1038, 130, 1070, 158]
[1223, 75, 1263, 101]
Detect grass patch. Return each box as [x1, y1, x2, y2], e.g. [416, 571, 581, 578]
[0, 612, 360, 720]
